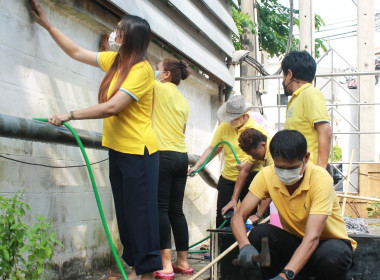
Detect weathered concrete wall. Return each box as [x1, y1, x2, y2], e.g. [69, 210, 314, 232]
[0, 0, 222, 278]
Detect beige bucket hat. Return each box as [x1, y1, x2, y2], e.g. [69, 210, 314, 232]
[217, 95, 253, 122]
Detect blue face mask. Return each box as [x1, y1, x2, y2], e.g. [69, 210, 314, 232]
[154, 70, 164, 80]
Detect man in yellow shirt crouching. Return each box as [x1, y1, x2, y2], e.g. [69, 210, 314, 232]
[232, 130, 356, 280]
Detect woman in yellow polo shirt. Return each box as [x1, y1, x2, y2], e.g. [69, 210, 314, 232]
[30, 2, 161, 279]
[152, 59, 193, 280]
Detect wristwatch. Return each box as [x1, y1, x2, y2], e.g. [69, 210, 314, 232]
[282, 269, 295, 280]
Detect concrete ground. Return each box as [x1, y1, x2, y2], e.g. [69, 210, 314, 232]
[77, 219, 380, 280]
[79, 253, 211, 280]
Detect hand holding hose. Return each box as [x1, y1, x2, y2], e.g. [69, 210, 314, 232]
[48, 112, 70, 126]
[188, 165, 198, 177]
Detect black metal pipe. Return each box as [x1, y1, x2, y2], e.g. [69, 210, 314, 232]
[0, 114, 218, 188]
[0, 113, 105, 150]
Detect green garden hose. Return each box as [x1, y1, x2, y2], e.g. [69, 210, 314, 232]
[188, 140, 240, 252]
[33, 118, 241, 272]
[33, 118, 128, 280]
[189, 140, 240, 176]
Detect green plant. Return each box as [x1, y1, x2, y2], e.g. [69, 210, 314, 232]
[0, 191, 63, 280]
[332, 145, 342, 162]
[366, 196, 380, 218]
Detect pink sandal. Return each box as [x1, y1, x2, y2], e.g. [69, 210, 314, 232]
[154, 271, 175, 280]
[172, 264, 194, 275]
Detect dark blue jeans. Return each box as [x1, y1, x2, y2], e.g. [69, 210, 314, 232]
[109, 148, 162, 275]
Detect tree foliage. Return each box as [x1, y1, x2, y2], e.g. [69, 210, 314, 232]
[231, 0, 328, 58]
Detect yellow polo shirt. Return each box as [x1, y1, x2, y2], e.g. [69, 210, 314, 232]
[152, 81, 188, 152]
[249, 163, 357, 250]
[211, 117, 269, 181]
[96, 52, 158, 155]
[284, 84, 330, 164]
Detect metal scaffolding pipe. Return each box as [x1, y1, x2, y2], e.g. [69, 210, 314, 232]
[0, 114, 218, 188]
[236, 70, 380, 81]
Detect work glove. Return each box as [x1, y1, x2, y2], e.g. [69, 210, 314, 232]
[269, 275, 285, 280]
[238, 244, 259, 269]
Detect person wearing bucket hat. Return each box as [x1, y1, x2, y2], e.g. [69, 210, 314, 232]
[217, 95, 254, 122]
[188, 95, 271, 278]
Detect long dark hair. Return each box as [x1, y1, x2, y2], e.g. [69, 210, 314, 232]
[98, 15, 151, 103]
[162, 59, 191, 86]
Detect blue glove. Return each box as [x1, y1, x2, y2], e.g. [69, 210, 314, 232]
[238, 244, 259, 268]
[269, 275, 285, 280]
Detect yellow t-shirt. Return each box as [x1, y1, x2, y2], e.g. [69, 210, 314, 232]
[284, 84, 330, 164]
[211, 117, 269, 181]
[96, 52, 158, 155]
[246, 138, 274, 167]
[151, 81, 189, 153]
[249, 163, 357, 250]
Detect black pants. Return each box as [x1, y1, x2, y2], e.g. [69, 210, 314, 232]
[109, 148, 162, 275]
[217, 173, 258, 280]
[216, 173, 258, 227]
[157, 151, 189, 251]
[248, 224, 353, 280]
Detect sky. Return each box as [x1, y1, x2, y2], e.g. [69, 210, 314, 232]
[279, 0, 380, 67]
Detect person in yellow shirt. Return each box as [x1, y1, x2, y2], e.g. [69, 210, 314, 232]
[282, 51, 332, 173]
[152, 59, 193, 280]
[188, 95, 269, 227]
[232, 130, 355, 280]
[221, 128, 274, 224]
[30, 2, 161, 279]
[188, 95, 269, 279]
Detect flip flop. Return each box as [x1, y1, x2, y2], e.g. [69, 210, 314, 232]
[172, 264, 194, 275]
[153, 271, 175, 280]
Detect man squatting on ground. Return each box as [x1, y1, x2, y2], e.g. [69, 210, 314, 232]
[232, 130, 356, 280]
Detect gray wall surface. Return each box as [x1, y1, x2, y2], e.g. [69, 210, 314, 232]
[0, 0, 228, 278]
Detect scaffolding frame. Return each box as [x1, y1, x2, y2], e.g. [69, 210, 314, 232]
[235, 48, 380, 193]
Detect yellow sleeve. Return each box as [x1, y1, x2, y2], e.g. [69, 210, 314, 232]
[309, 171, 334, 215]
[303, 90, 330, 126]
[96, 52, 117, 72]
[120, 62, 154, 102]
[248, 169, 269, 200]
[210, 124, 223, 147]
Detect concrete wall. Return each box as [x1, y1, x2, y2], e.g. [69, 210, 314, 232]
[0, 0, 222, 278]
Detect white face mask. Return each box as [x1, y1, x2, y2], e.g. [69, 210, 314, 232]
[274, 161, 304, 185]
[108, 31, 121, 52]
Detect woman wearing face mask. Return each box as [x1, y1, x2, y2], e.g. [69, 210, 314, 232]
[151, 59, 192, 280]
[29, 1, 161, 279]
